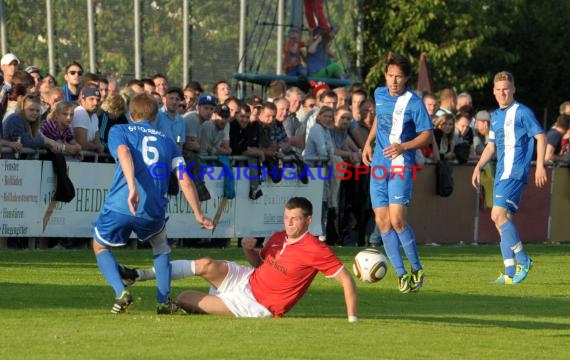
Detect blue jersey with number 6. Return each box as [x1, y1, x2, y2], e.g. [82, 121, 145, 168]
[104, 120, 184, 220]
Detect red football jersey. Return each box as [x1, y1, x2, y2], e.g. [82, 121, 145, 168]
[249, 231, 344, 317]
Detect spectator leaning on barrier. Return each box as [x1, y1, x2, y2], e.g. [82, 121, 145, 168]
[544, 114, 570, 162]
[98, 93, 129, 154]
[2, 94, 61, 157]
[41, 100, 83, 160]
[199, 104, 232, 157]
[72, 87, 105, 155]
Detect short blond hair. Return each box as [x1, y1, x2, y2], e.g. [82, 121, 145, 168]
[129, 93, 158, 121]
[493, 71, 515, 86]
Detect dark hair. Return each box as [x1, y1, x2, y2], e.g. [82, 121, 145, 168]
[555, 114, 570, 131]
[318, 89, 338, 102]
[64, 61, 83, 74]
[152, 73, 167, 82]
[386, 53, 412, 78]
[82, 72, 100, 87]
[128, 79, 144, 88]
[129, 93, 158, 121]
[285, 197, 313, 217]
[302, 93, 316, 106]
[141, 78, 155, 88]
[165, 87, 184, 99]
[261, 101, 277, 112]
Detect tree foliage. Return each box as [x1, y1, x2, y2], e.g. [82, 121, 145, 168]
[362, 0, 570, 122]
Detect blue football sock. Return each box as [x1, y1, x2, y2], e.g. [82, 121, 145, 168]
[397, 226, 422, 272]
[499, 239, 516, 278]
[153, 252, 172, 304]
[500, 221, 527, 264]
[96, 250, 125, 298]
[381, 228, 406, 277]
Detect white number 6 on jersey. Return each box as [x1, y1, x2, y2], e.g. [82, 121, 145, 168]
[142, 136, 159, 165]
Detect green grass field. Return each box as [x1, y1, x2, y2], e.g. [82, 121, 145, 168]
[1, 244, 569, 359]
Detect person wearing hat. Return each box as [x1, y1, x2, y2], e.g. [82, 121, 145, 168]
[72, 87, 105, 154]
[1, 53, 20, 86]
[473, 110, 491, 156]
[183, 94, 217, 154]
[25, 66, 44, 96]
[199, 103, 232, 156]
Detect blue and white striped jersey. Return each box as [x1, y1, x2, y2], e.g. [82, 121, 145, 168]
[489, 101, 543, 182]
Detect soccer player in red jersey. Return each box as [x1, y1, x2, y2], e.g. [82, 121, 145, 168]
[120, 197, 358, 321]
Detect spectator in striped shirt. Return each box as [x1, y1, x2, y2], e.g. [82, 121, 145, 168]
[41, 101, 83, 160]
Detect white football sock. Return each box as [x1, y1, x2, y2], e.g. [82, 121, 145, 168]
[171, 260, 195, 280]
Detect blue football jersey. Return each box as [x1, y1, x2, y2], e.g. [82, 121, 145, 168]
[373, 86, 433, 166]
[104, 121, 184, 220]
[489, 101, 543, 182]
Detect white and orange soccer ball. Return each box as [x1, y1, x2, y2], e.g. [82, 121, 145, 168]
[353, 248, 388, 283]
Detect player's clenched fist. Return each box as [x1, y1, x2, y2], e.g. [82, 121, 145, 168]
[241, 237, 257, 250]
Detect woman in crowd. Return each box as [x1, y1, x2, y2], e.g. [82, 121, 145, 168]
[41, 100, 83, 160]
[2, 94, 61, 158]
[434, 113, 456, 160]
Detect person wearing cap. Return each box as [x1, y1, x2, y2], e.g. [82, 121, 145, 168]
[72, 87, 105, 154]
[199, 104, 232, 156]
[245, 94, 263, 123]
[25, 66, 44, 96]
[1, 53, 20, 86]
[62, 61, 84, 102]
[473, 110, 491, 156]
[183, 94, 217, 154]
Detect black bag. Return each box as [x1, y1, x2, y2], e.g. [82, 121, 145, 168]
[52, 153, 76, 202]
[436, 160, 454, 197]
[454, 142, 471, 164]
[168, 171, 180, 196]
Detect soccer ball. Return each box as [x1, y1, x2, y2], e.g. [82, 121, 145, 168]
[353, 248, 388, 283]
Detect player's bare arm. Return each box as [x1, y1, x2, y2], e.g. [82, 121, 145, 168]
[178, 170, 213, 229]
[334, 267, 358, 322]
[242, 237, 262, 267]
[362, 117, 377, 166]
[117, 144, 139, 215]
[534, 133, 548, 188]
[472, 142, 496, 189]
[383, 130, 432, 159]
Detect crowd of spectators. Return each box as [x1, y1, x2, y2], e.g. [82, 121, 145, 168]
[1, 51, 569, 249]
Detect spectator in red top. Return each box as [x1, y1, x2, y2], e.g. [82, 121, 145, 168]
[118, 197, 358, 320]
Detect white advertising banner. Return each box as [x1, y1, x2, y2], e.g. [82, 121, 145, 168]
[2, 161, 324, 238]
[1, 160, 43, 237]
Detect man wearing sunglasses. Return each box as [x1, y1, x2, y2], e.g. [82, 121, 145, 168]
[62, 61, 83, 102]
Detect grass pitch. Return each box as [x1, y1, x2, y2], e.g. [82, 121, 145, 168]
[1, 244, 569, 359]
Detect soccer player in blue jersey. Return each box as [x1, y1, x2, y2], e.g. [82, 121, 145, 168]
[472, 71, 547, 285]
[92, 93, 213, 314]
[362, 54, 433, 293]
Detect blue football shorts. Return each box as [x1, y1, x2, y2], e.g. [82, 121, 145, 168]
[493, 178, 526, 215]
[369, 153, 414, 208]
[93, 208, 166, 247]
